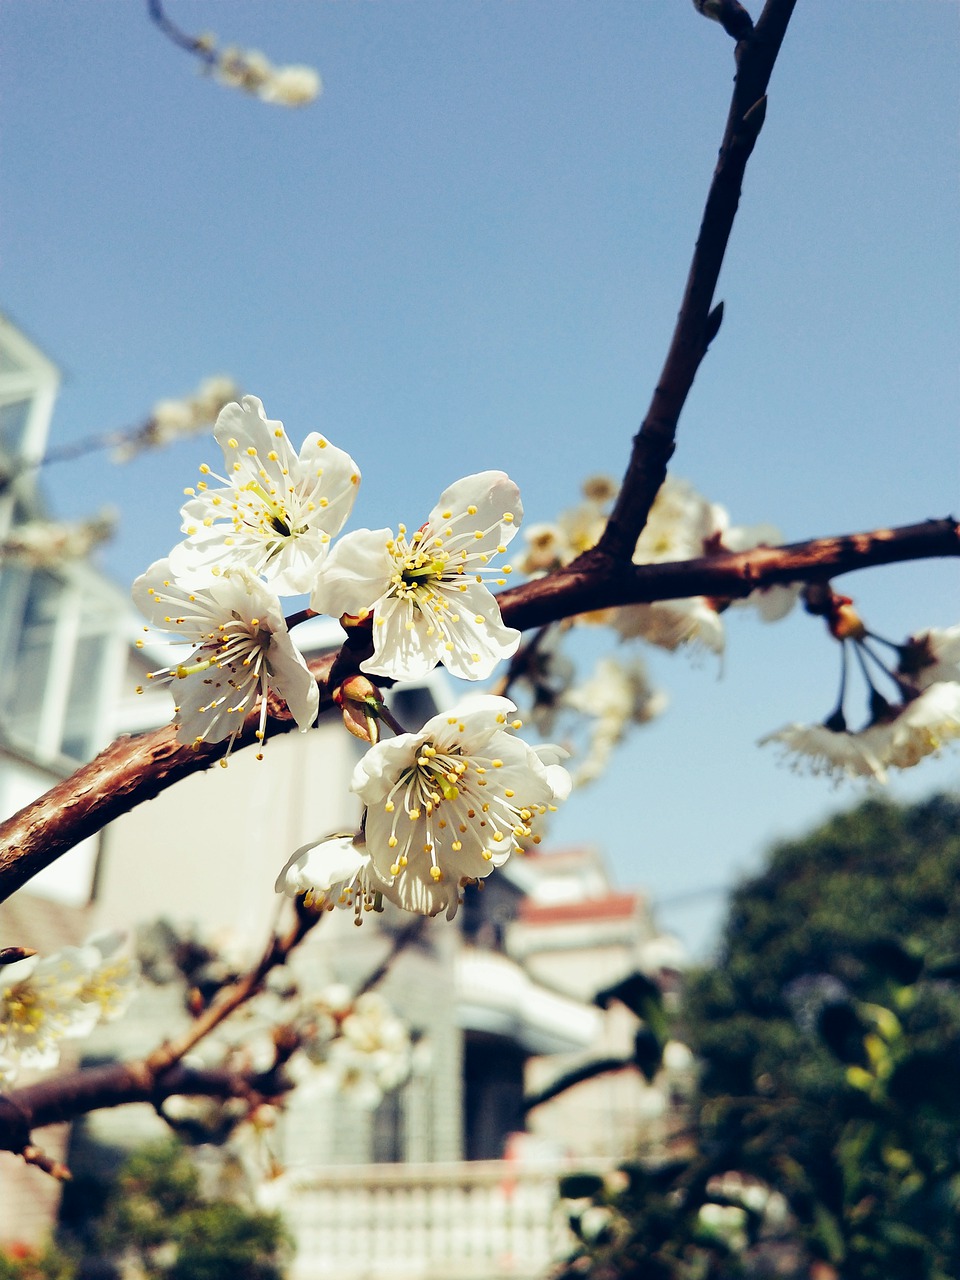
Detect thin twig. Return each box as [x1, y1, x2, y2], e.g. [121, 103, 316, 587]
[598, 0, 798, 561]
[145, 901, 324, 1075]
[146, 0, 216, 64]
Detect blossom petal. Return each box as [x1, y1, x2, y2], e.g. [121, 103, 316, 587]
[310, 528, 395, 618]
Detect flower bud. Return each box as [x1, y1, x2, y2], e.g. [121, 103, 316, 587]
[333, 674, 384, 743]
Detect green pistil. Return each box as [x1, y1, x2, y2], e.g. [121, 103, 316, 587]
[244, 480, 292, 534]
[175, 655, 220, 679]
[401, 558, 447, 584]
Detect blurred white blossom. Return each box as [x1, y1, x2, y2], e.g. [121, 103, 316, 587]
[761, 682, 960, 783]
[215, 46, 321, 107]
[113, 376, 241, 461]
[0, 509, 116, 567]
[563, 656, 667, 786]
[0, 936, 139, 1085]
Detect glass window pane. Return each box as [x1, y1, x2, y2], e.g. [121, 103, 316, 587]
[0, 398, 33, 457]
[0, 570, 59, 752]
[60, 631, 106, 761]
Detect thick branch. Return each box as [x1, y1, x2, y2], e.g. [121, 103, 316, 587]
[0, 517, 956, 903]
[599, 0, 798, 560]
[0, 1060, 277, 1147]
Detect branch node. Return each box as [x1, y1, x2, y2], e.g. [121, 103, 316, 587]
[704, 300, 725, 350]
[741, 95, 768, 141]
[22, 1143, 72, 1181]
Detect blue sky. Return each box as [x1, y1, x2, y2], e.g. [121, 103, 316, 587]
[4, 1, 958, 952]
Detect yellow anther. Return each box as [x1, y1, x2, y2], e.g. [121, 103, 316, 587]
[429, 866, 443, 882]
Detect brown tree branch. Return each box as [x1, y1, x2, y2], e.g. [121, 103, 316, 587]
[599, 0, 798, 561]
[0, 1060, 280, 1150]
[0, 516, 956, 905]
[0, 894, 421, 1161]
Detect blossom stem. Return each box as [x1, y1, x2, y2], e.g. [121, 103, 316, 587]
[858, 638, 916, 701]
[828, 638, 849, 724]
[376, 703, 412, 739]
[285, 608, 318, 630]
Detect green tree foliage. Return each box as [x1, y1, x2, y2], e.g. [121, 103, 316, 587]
[63, 1139, 290, 1280]
[556, 795, 960, 1280]
[0, 1245, 75, 1280]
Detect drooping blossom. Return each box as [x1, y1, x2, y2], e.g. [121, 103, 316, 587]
[133, 558, 318, 758]
[275, 834, 386, 923]
[170, 396, 360, 594]
[614, 597, 727, 656]
[351, 696, 570, 919]
[760, 683, 960, 783]
[311, 472, 522, 681]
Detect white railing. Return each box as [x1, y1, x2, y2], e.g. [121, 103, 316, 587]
[274, 1158, 613, 1280]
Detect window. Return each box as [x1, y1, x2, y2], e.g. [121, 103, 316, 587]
[0, 399, 33, 458]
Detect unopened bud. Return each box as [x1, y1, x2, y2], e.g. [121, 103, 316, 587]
[0, 946, 36, 967]
[334, 674, 384, 743]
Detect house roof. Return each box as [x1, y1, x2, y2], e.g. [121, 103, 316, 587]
[517, 892, 642, 926]
[0, 889, 90, 954]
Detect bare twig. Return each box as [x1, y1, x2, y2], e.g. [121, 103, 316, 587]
[146, 0, 216, 65]
[599, 0, 798, 561]
[524, 1056, 633, 1114]
[0, 517, 956, 904]
[145, 899, 324, 1075]
[0, 901, 325, 1164]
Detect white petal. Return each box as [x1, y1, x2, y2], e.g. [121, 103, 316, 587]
[310, 528, 395, 617]
[425, 471, 523, 557]
[275, 835, 370, 897]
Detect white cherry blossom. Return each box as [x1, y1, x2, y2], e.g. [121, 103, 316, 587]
[275, 834, 386, 923]
[170, 396, 360, 593]
[898, 624, 960, 689]
[614, 597, 727, 656]
[760, 683, 960, 782]
[133, 558, 318, 757]
[311, 471, 522, 681]
[0, 944, 130, 1084]
[883, 682, 960, 766]
[759, 721, 891, 783]
[352, 696, 570, 919]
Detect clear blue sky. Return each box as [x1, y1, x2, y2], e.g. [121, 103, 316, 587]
[4, 1, 958, 953]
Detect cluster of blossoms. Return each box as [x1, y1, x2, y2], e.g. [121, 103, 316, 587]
[0, 934, 138, 1086]
[277, 695, 569, 920]
[762, 616, 960, 783]
[288, 987, 413, 1111]
[1, 509, 116, 568]
[519, 474, 797, 657]
[195, 36, 321, 108]
[113, 376, 242, 462]
[135, 396, 569, 917]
